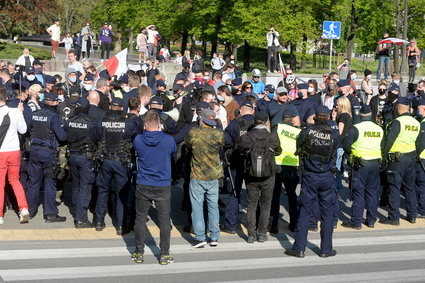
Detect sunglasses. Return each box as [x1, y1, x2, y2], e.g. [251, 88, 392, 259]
[286, 73, 293, 75]
[245, 86, 252, 89]
[253, 76, 260, 78]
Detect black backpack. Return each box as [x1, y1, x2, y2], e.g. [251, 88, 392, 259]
[245, 134, 275, 178]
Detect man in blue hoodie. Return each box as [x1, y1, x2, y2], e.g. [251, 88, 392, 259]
[131, 110, 176, 265]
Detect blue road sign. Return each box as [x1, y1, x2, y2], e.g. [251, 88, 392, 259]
[322, 21, 341, 39]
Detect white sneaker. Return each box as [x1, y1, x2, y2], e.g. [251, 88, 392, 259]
[0, 217, 3, 225]
[19, 208, 29, 224]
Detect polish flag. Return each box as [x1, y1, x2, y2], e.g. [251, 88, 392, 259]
[279, 53, 286, 78]
[103, 48, 128, 77]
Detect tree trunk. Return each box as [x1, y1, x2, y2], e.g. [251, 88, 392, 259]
[114, 31, 122, 51]
[211, 39, 218, 59]
[243, 40, 250, 70]
[301, 34, 307, 69]
[128, 30, 134, 54]
[190, 36, 197, 53]
[210, 15, 221, 58]
[232, 44, 238, 60]
[394, 0, 401, 72]
[400, 0, 408, 75]
[180, 30, 188, 55]
[346, 2, 356, 60]
[289, 42, 297, 71]
[224, 42, 233, 59]
[202, 39, 207, 57]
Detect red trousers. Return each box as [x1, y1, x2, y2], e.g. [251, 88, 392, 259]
[0, 150, 28, 217]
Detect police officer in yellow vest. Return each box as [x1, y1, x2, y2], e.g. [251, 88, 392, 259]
[415, 98, 425, 218]
[380, 97, 420, 225]
[342, 105, 383, 229]
[270, 107, 301, 233]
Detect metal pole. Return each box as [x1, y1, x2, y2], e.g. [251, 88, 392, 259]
[329, 39, 333, 72]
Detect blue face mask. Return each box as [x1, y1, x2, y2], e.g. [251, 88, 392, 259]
[267, 92, 275, 100]
[39, 93, 44, 101]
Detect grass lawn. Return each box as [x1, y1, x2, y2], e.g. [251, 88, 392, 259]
[171, 44, 424, 76]
[0, 41, 51, 60]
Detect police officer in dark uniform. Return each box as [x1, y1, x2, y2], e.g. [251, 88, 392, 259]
[221, 100, 255, 234]
[27, 92, 68, 222]
[286, 105, 338, 258]
[342, 105, 383, 229]
[290, 83, 318, 127]
[94, 98, 132, 235]
[25, 67, 42, 87]
[416, 98, 425, 218]
[66, 97, 101, 228]
[147, 96, 177, 135]
[380, 97, 420, 225]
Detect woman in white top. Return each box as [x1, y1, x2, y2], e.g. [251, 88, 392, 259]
[0, 87, 29, 225]
[61, 33, 73, 61]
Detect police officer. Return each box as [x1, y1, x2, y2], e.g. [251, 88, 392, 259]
[416, 98, 425, 218]
[66, 97, 101, 228]
[221, 101, 255, 234]
[290, 83, 318, 127]
[94, 98, 132, 235]
[81, 73, 95, 98]
[286, 105, 338, 258]
[147, 96, 176, 135]
[256, 84, 275, 113]
[342, 105, 383, 229]
[271, 107, 301, 233]
[380, 97, 420, 225]
[27, 92, 68, 222]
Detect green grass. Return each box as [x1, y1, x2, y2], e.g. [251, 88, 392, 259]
[0, 41, 51, 60]
[171, 44, 424, 76]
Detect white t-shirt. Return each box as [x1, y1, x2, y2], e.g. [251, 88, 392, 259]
[47, 24, 61, 41]
[211, 57, 224, 70]
[67, 61, 85, 74]
[62, 37, 73, 50]
[147, 29, 159, 44]
[0, 106, 27, 152]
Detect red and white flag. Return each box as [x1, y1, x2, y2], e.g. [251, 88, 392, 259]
[279, 53, 286, 78]
[103, 48, 128, 77]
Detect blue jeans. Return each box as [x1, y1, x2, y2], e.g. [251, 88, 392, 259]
[335, 148, 344, 191]
[377, 56, 390, 80]
[189, 179, 220, 241]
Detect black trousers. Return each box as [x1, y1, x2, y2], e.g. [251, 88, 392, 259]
[246, 175, 275, 235]
[101, 42, 111, 59]
[134, 184, 171, 255]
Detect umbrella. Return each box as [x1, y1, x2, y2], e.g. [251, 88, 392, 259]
[377, 38, 410, 45]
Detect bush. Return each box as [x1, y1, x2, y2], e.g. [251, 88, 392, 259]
[0, 42, 51, 60]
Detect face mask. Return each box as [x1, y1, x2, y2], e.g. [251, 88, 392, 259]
[267, 93, 274, 100]
[58, 94, 64, 102]
[308, 87, 314, 93]
[351, 75, 357, 81]
[68, 76, 77, 83]
[122, 86, 130, 92]
[203, 76, 209, 80]
[230, 60, 235, 64]
[379, 89, 386, 95]
[39, 93, 44, 101]
[27, 75, 35, 81]
[418, 90, 425, 97]
[393, 80, 400, 85]
[83, 83, 92, 91]
[217, 95, 224, 102]
[297, 92, 303, 99]
[35, 67, 43, 74]
[329, 84, 334, 90]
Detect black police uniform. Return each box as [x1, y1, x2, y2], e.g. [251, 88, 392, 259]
[66, 109, 101, 226]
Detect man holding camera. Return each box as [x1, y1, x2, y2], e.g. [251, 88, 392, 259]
[266, 25, 280, 73]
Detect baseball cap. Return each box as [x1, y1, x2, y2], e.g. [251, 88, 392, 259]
[172, 84, 185, 93]
[396, 97, 410, 106]
[33, 59, 45, 66]
[337, 79, 351, 87]
[297, 83, 309, 90]
[44, 92, 59, 101]
[44, 75, 56, 85]
[240, 101, 254, 108]
[84, 73, 95, 82]
[26, 66, 35, 74]
[282, 107, 297, 118]
[119, 73, 129, 84]
[231, 78, 242, 86]
[316, 105, 331, 116]
[193, 80, 204, 90]
[254, 111, 268, 124]
[265, 84, 276, 93]
[149, 96, 164, 106]
[196, 101, 210, 110]
[99, 69, 111, 80]
[200, 108, 216, 126]
[360, 105, 372, 115]
[276, 86, 288, 95]
[157, 79, 166, 88]
[388, 84, 400, 93]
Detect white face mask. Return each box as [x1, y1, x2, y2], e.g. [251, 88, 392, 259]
[308, 87, 314, 93]
[68, 76, 77, 83]
[203, 76, 209, 80]
[27, 75, 35, 81]
[58, 94, 64, 102]
[393, 80, 400, 85]
[351, 75, 357, 81]
[122, 86, 130, 92]
[83, 83, 92, 91]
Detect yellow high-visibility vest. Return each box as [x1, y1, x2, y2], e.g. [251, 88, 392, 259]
[389, 115, 420, 153]
[275, 123, 301, 166]
[351, 121, 383, 160]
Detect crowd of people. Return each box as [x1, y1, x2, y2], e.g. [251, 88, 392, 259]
[0, 27, 424, 265]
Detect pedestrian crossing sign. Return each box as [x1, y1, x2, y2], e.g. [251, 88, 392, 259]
[322, 21, 341, 39]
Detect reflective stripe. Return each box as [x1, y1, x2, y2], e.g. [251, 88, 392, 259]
[275, 123, 300, 166]
[351, 121, 383, 160]
[421, 120, 425, 159]
[389, 115, 420, 153]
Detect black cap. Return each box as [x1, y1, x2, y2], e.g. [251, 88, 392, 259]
[149, 96, 164, 105]
[33, 59, 45, 66]
[264, 84, 275, 93]
[316, 105, 331, 116]
[254, 111, 268, 124]
[337, 79, 350, 87]
[196, 101, 210, 110]
[193, 80, 204, 90]
[26, 66, 35, 74]
[172, 84, 185, 93]
[44, 75, 56, 85]
[240, 101, 254, 108]
[84, 73, 95, 82]
[231, 77, 242, 86]
[396, 97, 410, 106]
[282, 107, 297, 117]
[76, 97, 90, 109]
[119, 73, 129, 84]
[360, 105, 372, 115]
[111, 98, 124, 107]
[297, 83, 308, 90]
[157, 79, 166, 88]
[99, 69, 111, 80]
[44, 92, 59, 101]
[388, 84, 400, 93]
